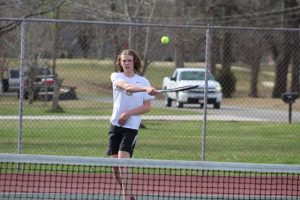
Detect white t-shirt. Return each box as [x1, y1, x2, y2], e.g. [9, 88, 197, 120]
[110, 72, 155, 130]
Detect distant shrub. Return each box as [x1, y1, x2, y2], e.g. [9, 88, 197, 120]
[216, 68, 236, 98]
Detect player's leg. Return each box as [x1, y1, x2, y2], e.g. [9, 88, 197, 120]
[119, 128, 138, 200]
[111, 154, 123, 189]
[107, 125, 123, 189]
[119, 151, 135, 200]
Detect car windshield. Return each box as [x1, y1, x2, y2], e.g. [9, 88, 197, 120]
[179, 71, 215, 81]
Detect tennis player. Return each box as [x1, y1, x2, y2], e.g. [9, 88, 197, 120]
[108, 49, 157, 200]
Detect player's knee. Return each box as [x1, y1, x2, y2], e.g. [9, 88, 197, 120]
[119, 151, 131, 158]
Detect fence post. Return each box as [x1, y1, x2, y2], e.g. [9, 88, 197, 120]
[201, 25, 211, 161]
[18, 18, 26, 155]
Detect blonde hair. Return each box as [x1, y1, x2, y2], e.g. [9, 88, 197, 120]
[116, 49, 142, 73]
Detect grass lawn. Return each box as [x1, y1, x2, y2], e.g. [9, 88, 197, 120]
[0, 96, 199, 116]
[1, 119, 299, 164]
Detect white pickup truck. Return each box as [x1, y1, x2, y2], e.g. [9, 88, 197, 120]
[162, 68, 222, 109]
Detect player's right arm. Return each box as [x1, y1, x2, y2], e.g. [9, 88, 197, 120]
[111, 73, 156, 96]
[116, 80, 156, 96]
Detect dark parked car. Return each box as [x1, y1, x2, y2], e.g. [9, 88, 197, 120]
[18, 67, 55, 99]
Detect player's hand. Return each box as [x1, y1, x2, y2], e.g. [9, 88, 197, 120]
[146, 87, 158, 96]
[118, 112, 129, 126]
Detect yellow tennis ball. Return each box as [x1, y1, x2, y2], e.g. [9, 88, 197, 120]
[161, 36, 170, 45]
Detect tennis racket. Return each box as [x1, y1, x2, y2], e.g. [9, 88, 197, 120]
[157, 85, 198, 93]
[126, 85, 198, 96]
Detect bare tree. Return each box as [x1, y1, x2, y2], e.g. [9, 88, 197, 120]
[291, 32, 300, 93]
[141, 0, 157, 75]
[244, 35, 263, 97]
[272, 0, 299, 97]
[173, 0, 187, 68]
[0, 0, 68, 105]
[123, 0, 145, 49]
[51, 6, 63, 111]
[0, 0, 68, 36]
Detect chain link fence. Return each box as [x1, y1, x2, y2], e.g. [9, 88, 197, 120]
[0, 18, 299, 164]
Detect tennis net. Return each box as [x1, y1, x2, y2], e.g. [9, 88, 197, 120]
[0, 154, 299, 200]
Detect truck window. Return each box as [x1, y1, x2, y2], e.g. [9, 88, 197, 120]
[171, 72, 177, 80]
[180, 71, 215, 81]
[10, 70, 20, 78]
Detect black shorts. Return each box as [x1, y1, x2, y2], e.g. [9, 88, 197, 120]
[107, 125, 138, 157]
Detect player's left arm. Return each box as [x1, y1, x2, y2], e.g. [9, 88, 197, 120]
[118, 100, 151, 126]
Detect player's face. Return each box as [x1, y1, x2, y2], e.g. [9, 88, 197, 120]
[120, 55, 134, 75]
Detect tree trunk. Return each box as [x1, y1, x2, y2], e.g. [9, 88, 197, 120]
[273, 0, 299, 97]
[272, 33, 290, 97]
[51, 7, 61, 110]
[174, 32, 185, 68]
[28, 54, 40, 104]
[52, 78, 63, 110]
[210, 31, 218, 75]
[291, 32, 300, 93]
[249, 55, 261, 97]
[174, 0, 187, 68]
[246, 34, 263, 98]
[0, 59, 4, 93]
[222, 32, 233, 72]
[289, 2, 300, 93]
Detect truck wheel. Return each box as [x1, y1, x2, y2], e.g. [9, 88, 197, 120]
[2, 79, 9, 92]
[24, 91, 29, 99]
[33, 91, 39, 100]
[176, 101, 183, 108]
[213, 102, 220, 109]
[17, 91, 28, 99]
[18, 91, 29, 99]
[165, 96, 172, 107]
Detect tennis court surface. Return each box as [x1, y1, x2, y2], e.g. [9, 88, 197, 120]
[0, 154, 299, 200]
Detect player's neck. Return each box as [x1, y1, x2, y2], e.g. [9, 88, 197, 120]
[123, 71, 135, 78]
